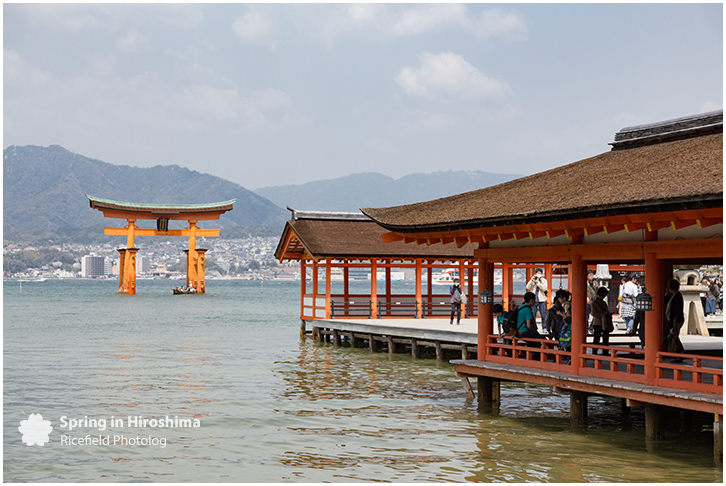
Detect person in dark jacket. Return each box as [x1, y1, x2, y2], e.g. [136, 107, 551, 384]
[590, 287, 612, 354]
[449, 278, 463, 325]
[664, 278, 685, 361]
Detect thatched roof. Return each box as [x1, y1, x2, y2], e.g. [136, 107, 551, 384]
[363, 113, 722, 233]
[275, 210, 477, 260]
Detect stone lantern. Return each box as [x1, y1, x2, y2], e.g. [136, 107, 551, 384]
[673, 270, 710, 336]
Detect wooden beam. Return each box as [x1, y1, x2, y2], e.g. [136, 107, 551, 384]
[473, 238, 723, 262]
[546, 229, 566, 238]
[646, 221, 671, 232]
[604, 224, 625, 234]
[583, 226, 604, 236]
[529, 230, 548, 240]
[624, 222, 648, 232]
[671, 219, 697, 230]
[381, 232, 404, 243]
[104, 227, 219, 237]
[697, 218, 722, 229]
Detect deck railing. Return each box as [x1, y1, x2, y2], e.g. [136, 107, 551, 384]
[486, 335, 571, 372]
[330, 298, 373, 319]
[485, 334, 723, 395]
[655, 352, 723, 394]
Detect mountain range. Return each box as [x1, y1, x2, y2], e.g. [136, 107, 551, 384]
[254, 170, 520, 212]
[3, 145, 287, 243]
[3, 144, 521, 244]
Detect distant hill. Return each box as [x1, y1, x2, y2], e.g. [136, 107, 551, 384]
[254, 170, 522, 212]
[3, 145, 288, 243]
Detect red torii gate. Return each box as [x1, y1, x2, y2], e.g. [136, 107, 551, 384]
[87, 195, 234, 293]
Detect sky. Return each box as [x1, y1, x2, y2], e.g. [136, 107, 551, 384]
[3, 3, 723, 190]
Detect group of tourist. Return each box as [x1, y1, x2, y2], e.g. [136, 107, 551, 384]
[485, 268, 691, 358]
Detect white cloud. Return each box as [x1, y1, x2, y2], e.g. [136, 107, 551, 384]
[467, 9, 527, 39]
[116, 31, 149, 52]
[396, 52, 509, 100]
[391, 4, 467, 36]
[232, 8, 279, 49]
[290, 4, 526, 47]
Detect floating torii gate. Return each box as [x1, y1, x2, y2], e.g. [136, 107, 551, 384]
[87, 195, 235, 294]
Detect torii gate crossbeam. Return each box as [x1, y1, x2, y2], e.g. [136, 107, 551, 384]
[87, 195, 235, 294]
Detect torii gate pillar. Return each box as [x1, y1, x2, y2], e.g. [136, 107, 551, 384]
[117, 247, 139, 294]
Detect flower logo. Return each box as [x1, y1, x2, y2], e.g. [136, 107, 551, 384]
[18, 413, 53, 446]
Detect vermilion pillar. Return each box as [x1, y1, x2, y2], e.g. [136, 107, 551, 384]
[501, 263, 510, 310]
[196, 248, 207, 293]
[370, 259, 378, 318]
[570, 254, 586, 374]
[477, 251, 494, 361]
[117, 248, 126, 292]
[325, 259, 332, 318]
[644, 250, 663, 385]
[415, 259, 423, 318]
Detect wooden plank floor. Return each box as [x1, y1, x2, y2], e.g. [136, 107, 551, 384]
[310, 317, 723, 352]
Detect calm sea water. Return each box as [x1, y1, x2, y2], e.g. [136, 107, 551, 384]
[3, 279, 722, 482]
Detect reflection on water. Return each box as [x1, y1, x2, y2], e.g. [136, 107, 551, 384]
[4, 280, 721, 482]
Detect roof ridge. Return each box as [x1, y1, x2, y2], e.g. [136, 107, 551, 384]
[287, 207, 371, 221]
[86, 195, 237, 209]
[610, 110, 723, 149]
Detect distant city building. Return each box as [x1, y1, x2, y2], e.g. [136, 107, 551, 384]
[105, 258, 114, 276]
[137, 255, 151, 274]
[81, 255, 108, 278]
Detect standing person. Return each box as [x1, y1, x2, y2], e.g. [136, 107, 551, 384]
[590, 287, 612, 354]
[703, 277, 718, 316]
[621, 274, 640, 335]
[585, 269, 598, 334]
[526, 268, 548, 333]
[618, 276, 627, 314]
[449, 278, 463, 325]
[546, 289, 569, 341]
[664, 278, 685, 361]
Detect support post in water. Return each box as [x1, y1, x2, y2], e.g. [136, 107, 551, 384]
[714, 415, 723, 464]
[570, 390, 588, 426]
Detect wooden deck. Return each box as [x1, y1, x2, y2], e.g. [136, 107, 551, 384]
[308, 317, 722, 354]
[307, 317, 723, 415]
[451, 359, 723, 414]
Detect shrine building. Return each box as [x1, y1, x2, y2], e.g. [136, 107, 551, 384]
[361, 110, 723, 448]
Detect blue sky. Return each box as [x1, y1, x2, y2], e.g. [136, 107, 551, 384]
[3, 3, 723, 190]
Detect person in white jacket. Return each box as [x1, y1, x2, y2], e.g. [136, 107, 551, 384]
[620, 274, 640, 334]
[526, 269, 548, 332]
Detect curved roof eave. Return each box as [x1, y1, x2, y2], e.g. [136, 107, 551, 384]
[86, 195, 236, 213]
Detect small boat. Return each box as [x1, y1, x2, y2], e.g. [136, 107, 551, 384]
[172, 287, 198, 295]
